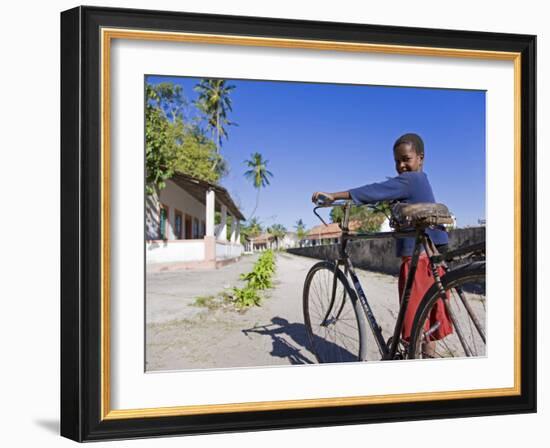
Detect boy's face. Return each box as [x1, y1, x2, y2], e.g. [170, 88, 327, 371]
[394, 143, 423, 174]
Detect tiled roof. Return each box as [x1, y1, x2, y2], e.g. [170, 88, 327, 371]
[306, 220, 361, 240]
[249, 233, 275, 243]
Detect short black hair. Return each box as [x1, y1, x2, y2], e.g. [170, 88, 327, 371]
[393, 133, 424, 156]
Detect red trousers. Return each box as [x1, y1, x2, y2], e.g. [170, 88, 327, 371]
[398, 254, 453, 341]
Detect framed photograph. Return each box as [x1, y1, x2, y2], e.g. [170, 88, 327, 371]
[61, 6, 536, 442]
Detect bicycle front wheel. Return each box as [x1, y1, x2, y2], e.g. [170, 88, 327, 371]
[303, 261, 367, 363]
[408, 262, 486, 360]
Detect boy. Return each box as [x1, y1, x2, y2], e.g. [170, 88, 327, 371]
[311, 133, 452, 344]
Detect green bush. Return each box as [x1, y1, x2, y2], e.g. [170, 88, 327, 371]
[240, 250, 275, 290]
[233, 250, 276, 308]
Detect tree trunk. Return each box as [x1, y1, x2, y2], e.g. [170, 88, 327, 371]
[249, 189, 260, 220]
[211, 111, 221, 172]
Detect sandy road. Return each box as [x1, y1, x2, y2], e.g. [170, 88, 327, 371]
[145, 252, 401, 371]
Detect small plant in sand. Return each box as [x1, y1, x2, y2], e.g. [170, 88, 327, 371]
[232, 250, 276, 308]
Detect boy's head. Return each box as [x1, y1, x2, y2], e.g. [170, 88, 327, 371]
[393, 133, 424, 174]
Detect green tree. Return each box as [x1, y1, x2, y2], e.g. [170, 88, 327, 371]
[294, 219, 307, 246]
[151, 82, 188, 121]
[172, 123, 226, 183]
[194, 79, 236, 170]
[243, 152, 274, 219]
[145, 83, 180, 195]
[330, 203, 389, 232]
[267, 224, 287, 250]
[145, 82, 226, 194]
[240, 217, 263, 244]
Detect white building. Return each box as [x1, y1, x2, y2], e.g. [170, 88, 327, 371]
[281, 232, 299, 249]
[146, 173, 245, 269]
[380, 217, 392, 232]
[244, 231, 300, 252]
[303, 221, 361, 246]
[245, 233, 275, 252]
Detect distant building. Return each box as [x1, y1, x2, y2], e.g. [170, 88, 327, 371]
[281, 232, 299, 249]
[246, 233, 275, 252]
[450, 213, 457, 228]
[145, 172, 245, 269]
[303, 220, 361, 246]
[380, 217, 392, 232]
[245, 231, 300, 252]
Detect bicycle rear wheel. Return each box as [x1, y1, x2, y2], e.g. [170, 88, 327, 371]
[303, 261, 367, 363]
[408, 262, 486, 360]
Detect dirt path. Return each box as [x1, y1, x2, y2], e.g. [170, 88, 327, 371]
[146, 252, 401, 371]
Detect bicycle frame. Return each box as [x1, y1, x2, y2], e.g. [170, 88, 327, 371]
[337, 229, 425, 360]
[314, 201, 485, 361]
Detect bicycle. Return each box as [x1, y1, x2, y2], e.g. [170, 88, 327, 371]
[302, 199, 486, 363]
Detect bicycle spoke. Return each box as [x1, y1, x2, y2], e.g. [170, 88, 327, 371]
[410, 267, 486, 361]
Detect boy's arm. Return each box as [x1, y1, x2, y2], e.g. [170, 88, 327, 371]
[331, 191, 351, 200]
[348, 175, 409, 205]
[311, 174, 409, 204]
[311, 191, 350, 203]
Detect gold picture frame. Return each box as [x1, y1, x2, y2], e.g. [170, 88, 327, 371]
[61, 5, 536, 441]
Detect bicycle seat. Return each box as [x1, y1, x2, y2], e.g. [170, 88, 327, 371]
[391, 203, 454, 229]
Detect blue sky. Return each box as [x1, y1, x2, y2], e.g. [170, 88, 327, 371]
[147, 75, 486, 230]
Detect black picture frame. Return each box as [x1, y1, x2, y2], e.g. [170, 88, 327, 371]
[61, 5, 536, 442]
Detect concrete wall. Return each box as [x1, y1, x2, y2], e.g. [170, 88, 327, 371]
[146, 240, 205, 264]
[287, 227, 485, 275]
[216, 241, 243, 259]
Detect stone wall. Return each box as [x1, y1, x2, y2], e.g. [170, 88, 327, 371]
[287, 227, 485, 275]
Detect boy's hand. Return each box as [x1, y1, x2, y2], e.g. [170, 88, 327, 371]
[311, 192, 335, 205]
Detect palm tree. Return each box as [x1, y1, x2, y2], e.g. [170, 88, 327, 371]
[246, 217, 263, 239]
[244, 152, 274, 219]
[194, 79, 236, 170]
[294, 219, 307, 247]
[268, 224, 287, 250]
[241, 217, 263, 252]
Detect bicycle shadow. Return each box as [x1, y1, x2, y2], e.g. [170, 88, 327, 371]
[242, 316, 357, 365]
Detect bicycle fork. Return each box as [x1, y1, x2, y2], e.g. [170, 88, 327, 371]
[320, 262, 347, 327]
[345, 260, 388, 358]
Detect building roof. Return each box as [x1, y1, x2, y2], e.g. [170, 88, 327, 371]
[170, 172, 245, 221]
[306, 220, 361, 240]
[249, 233, 274, 244]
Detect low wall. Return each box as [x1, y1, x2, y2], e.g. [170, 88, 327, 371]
[287, 227, 485, 275]
[216, 241, 243, 259]
[147, 239, 244, 263]
[146, 240, 205, 264]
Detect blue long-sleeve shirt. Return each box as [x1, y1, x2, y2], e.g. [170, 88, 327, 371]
[348, 171, 448, 257]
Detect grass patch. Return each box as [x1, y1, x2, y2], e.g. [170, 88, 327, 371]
[193, 295, 215, 308]
[192, 293, 234, 310]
